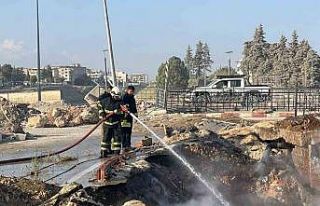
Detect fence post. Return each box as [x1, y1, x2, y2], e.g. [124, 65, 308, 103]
[163, 61, 169, 110]
[295, 85, 298, 117]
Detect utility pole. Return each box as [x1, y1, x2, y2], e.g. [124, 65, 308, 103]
[36, 0, 41, 102]
[102, 0, 117, 87]
[226, 51, 233, 75]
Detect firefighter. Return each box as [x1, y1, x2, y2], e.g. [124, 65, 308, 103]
[121, 86, 138, 150]
[97, 86, 124, 157]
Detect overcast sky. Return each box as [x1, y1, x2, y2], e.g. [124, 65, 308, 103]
[1, 0, 320, 79]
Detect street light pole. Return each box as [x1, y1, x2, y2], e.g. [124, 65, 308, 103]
[102, 0, 117, 87]
[225, 51, 233, 76]
[36, 0, 41, 102]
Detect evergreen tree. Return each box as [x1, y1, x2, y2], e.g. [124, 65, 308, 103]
[202, 43, 213, 69]
[156, 56, 189, 89]
[239, 26, 320, 88]
[193, 41, 205, 79]
[247, 24, 268, 84]
[306, 50, 320, 87]
[184, 45, 194, 70]
[273, 35, 290, 87]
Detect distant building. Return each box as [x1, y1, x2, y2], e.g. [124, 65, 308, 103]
[51, 64, 86, 84]
[108, 70, 128, 86]
[129, 73, 148, 83]
[86, 69, 103, 81]
[25, 67, 44, 78]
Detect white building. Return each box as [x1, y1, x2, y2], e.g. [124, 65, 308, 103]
[51, 64, 86, 84]
[129, 73, 148, 83]
[86, 69, 103, 81]
[108, 70, 128, 85]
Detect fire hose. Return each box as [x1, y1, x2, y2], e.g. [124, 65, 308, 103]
[0, 114, 113, 166]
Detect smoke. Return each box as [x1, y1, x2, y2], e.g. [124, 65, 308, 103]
[174, 195, 220, 206]
[173, 182, 224, 206]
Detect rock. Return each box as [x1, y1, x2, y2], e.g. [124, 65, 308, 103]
[54, 116, 68, 128]
[69, 115, 83, 127]
[27, 115, 48, 128]
[196, 129, 211, 137]
[42, 183, 82, 206]
[51, 108, 63, 118]
[240, 134, 259, 145]
[123, 200, 146, 206]
[11, 124, 24, 133]
[28, 108, 41, 116]
[219, 126, 253, 139]
[247, 144, 266, 160]
[141, 137, 152, 146]
[25, 132, 34, 140]
[131, 160, 151, 172]
[80, 107, 99, 124]
[252, 121, 278, 141]
[13, 133, 27, 141]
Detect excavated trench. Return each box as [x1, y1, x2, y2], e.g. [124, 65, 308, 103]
[43, 134, 312, 206]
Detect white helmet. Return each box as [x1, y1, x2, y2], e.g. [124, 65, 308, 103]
[111, 87, 121, 97]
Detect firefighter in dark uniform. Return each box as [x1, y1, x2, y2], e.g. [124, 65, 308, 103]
[97, 87, 123, 157]
[121, 86, 138, 150]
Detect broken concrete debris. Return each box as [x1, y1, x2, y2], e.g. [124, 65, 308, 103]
[1, 108, 320, 205]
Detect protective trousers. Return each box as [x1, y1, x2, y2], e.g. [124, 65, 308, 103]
[101, 123, 122, 157]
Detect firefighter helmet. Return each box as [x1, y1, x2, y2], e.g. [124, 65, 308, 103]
[111, 87, 121, 97]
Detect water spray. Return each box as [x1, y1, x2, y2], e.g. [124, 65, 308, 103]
[128, 111, 229, 206]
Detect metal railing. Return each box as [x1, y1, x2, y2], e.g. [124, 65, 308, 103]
[157, 88, 320, 113]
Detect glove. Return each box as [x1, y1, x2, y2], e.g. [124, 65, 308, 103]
[120, 105, 129, 113]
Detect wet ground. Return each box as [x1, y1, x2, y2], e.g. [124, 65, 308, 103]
[0, 124, 157, 186]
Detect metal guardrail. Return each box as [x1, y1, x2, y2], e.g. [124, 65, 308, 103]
[156, 88, 320, 113]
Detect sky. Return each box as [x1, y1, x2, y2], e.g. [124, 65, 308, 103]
[1, 0, 320, 79]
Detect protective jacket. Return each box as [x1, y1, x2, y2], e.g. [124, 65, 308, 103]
[121, 93, 137, 127]
[98, 93, 123, 125]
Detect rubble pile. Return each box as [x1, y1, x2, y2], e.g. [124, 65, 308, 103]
[0, 97, 34, 141]
[0, 176, 59, 206]
[136, 100, 154, 112]
[25, 106, 99, 129]
[45, 106, 99, 128]
[154, 114, 318, 205]
[0, 97, 100, 142]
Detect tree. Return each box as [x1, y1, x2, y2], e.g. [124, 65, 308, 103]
[202, 43, 213, 69]
[273, 35, 290, 87]
[14, 68, 27, 82]
[0, 64, 13, 83]
[209, 67, 238, 80]
[191, 41, 213, 86]
[239, 25, 320, 88]
[30, 76, 37, 85]
[184, 45, 194, 70]
[239, 24, 268, 84]
[193, 41, 205, 79]
[42, 65, 53, 83]
[305, 50, 320, 87]
[156, 56, 189, 90]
